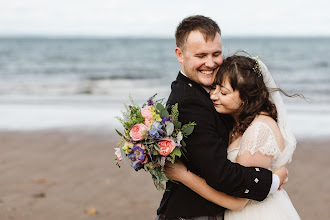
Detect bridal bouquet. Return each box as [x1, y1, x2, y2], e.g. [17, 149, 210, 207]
[114, 94, 196, 190]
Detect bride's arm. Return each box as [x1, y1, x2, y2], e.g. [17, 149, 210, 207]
[165, 161, 248, 211]
[165, 150, 274, 211]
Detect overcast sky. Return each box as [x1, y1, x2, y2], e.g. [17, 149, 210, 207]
[0, 0, 329, 37]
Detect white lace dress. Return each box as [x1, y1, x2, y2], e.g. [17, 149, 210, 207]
[224, 122, 300, 220]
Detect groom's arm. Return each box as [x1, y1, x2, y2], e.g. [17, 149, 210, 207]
[177, 94, 272, 201]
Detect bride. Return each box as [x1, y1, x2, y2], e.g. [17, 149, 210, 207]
[165, 54, 300, 219]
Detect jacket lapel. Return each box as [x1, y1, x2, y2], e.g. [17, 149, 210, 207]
[176, 72, 211, 100]
[175, 72, 230, 146]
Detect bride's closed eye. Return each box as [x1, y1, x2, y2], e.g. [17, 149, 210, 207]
[210, 84, 221, 95]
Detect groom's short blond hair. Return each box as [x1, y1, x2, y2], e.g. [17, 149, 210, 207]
[175, 15, 221, 51]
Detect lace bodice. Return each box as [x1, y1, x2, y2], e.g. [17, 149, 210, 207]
[227, 122, 282, 171]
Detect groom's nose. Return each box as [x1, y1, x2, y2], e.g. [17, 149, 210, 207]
[205, 56, 216, 68]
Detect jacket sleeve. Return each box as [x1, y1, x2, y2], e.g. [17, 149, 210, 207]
[176, 93, 272, 201]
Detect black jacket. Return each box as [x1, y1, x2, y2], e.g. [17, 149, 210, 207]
[157, 73, 272, 219]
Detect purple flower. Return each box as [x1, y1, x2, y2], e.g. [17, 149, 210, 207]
[137, 153, 146, 162]
[132, 144, 148, 164]
[162, 116, 171, 124]
[160, 157, 166, 167]
[123, 115, 130, 122]
[147, 97, 154, 106]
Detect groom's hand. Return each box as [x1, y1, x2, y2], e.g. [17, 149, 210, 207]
[273, 165, 288, 190]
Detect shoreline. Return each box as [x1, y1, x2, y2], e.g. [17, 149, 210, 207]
[0, 128, 329, 219]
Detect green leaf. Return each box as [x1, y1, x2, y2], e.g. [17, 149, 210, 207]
[154, 143, 160, 151]
[161, 109, 170, 118]
[166, 122, 174, 136]
[156, 103, 169, 117]
[173, 121, 182, 129]
[182, 125, 194, 136]
[170, 148, 182, 158]
[153, 150, 159, 155]
[119, 144, 126, 163]
[115, 129, 123, 137]
[181, 139, 186, 147]
[156, 103, 165, 112]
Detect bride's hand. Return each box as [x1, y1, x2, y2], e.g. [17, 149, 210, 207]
[164, 160, 189, 182]
[273, 164, 289, 190]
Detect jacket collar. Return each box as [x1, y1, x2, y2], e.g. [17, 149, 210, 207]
[176, 72, 210, 98]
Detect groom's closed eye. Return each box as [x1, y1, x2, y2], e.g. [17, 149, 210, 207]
[213, 52, 222, 57]
[195, 53, 207, 58]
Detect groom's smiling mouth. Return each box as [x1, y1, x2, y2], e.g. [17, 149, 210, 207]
[199, 69, 217, 75]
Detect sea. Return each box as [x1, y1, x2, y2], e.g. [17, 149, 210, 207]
[0, 37, 329, 139]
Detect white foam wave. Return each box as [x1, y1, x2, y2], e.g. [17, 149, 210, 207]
[0, 100, 329, 140]
[0, 104, 121, 131]
[0, 78, 171, 96]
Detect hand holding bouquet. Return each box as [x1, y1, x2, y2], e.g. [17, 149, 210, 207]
[114, 94, 196, 190]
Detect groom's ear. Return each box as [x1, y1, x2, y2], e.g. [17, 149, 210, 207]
[175, 47, 184, 64]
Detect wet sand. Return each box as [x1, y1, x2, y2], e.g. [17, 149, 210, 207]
[0, 129, 329, 219]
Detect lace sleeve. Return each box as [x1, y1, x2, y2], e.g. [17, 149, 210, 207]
[238, 122, 281, 160]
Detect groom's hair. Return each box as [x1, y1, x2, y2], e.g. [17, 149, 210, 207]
[175, 15, 221, 51]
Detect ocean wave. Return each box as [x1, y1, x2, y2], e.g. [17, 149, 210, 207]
[0, 79, 171, 96]
[314, 61, 328, 68]
[85, 74, 161, 81]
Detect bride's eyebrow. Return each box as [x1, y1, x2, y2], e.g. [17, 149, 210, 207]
[220, 85, 231, 92]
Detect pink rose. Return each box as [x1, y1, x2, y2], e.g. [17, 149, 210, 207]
[141, 106, 153, 119]
[129, 123, 147, 141]
[114, 148, 122, 161]
[158, 139, 176, 156]
[144, 117, 154, 128]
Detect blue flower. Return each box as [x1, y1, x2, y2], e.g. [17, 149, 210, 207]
[131, 161, 142, 169]
[128, 153, 135, 161]
[153, 121, 163, 130]
[149, 121, 163, 138]
[149, 129, 160, 138]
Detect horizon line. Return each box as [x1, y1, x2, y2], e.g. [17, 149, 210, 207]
[0, 34, 330, 39]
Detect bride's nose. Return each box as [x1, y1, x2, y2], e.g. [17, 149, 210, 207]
[210, 90, 219, 101]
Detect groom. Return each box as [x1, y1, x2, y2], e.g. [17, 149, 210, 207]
[157, 15, 287, 219]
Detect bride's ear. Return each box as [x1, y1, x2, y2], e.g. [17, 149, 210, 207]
[175, 47, 184, 64]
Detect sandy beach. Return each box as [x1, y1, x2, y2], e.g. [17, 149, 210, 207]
[0, 128, 329, 220]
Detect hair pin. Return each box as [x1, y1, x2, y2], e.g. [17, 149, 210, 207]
[252, 57, 262, 77]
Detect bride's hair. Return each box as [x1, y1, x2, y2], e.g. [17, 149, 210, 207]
[214, 55, 299, 135]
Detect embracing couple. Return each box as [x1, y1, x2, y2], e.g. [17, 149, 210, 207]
[156, 15, 300, 220]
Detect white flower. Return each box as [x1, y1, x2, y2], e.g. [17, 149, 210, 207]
[115, 148, 123, 161]
[176, 131, 183, 144]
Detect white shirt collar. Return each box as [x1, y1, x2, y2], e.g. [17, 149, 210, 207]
[180, 70, 211, 93]
[180, 70, 187, 78]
